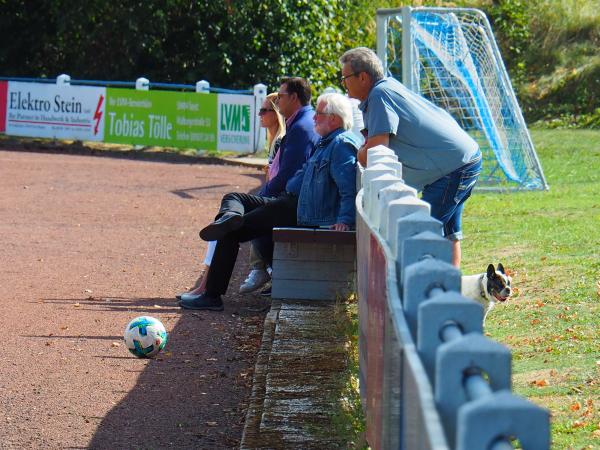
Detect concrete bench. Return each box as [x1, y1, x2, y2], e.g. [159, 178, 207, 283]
[271, 227, 356, 301]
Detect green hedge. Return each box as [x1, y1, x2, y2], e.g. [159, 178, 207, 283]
[0, 0, 597, 127]
[0, 0, 385, 94]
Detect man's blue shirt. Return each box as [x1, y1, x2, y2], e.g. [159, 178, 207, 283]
[359, 77, 479, 191]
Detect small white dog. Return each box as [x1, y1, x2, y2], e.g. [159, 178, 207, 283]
[461, 263, 512, 324]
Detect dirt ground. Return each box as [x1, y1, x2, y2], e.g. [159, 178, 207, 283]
[0, 145, 269, 449]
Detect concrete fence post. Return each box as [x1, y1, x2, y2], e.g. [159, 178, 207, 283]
[369, 155, 402, 177]
[435, 334, 512, 446]
[368, 174, 402, 229]
[362, 164, 397, 215]
[402, 258, 461, 336]
[417, 292, 483, 381]
[133, 78, 150, 149]
[399, 231, 454, 299]
[401, 231, 453, 279]
[196, 80, 210, 93]
[457, 391, 551, 450]
[56, 74, 71, 87]
[369, 152, 398, 165]
[362, 162, 396, 181]
[136, 77, 149, 91]
[253, 83, 267, 153]
[390, 211, 441, 261]
[366, 145, 395, 166]
[376, 182, 412, 240]
[386, 196, 430, 265]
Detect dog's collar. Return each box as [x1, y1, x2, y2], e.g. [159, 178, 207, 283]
[478, 274, 487, 300]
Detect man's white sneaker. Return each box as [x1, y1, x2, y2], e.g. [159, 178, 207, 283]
[239, 269, 271, 294]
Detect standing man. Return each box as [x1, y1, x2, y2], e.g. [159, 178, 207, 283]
[179, 93, 359, 311]
[339, 47, 482, 267]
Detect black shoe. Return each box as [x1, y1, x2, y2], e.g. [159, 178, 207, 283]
[179, 292, 224, 311]
[199, 213, 243, 241]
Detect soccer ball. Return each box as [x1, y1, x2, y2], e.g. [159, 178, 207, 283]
[123, 316, 168, 358]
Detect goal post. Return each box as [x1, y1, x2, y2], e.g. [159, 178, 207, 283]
[377, 6, 548, 191]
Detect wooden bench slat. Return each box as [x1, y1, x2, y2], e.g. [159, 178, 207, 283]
[272, 260, 356, 281]
[273, 227, 356, 245]
[273, 243, 356, 263]
[272, 279, 354, 301]
[271, 227, 357, 301]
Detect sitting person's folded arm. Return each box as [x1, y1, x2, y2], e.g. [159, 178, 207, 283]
[330, 141, 358, 228]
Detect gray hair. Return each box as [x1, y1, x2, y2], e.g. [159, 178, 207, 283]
[316, 93, 354, 131]
[339, 47, 385, 82]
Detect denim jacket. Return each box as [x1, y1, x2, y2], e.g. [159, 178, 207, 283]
[294, 128, 359, 227]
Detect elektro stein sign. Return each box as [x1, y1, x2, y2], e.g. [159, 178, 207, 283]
[5, 82, 106, 141]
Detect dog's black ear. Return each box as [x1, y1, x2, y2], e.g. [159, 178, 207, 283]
[497, 263, 505, 274]
[487, 264, 496, 277]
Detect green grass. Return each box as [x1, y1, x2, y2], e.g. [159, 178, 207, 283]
[330, 294, 367, 449]
[462, 129, 600, 448]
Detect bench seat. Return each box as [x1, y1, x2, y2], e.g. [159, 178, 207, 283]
[271, 227, 356, 301]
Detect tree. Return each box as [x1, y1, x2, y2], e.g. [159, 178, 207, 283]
[0, 0, 385, 93]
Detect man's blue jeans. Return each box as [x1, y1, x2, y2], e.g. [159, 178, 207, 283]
[421, 151, 482, 241]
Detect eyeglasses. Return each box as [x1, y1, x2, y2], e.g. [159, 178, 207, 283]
[314, 111, 332, 117]
[258, 108, 275, 115]
[277, 92, 290, 100]
[340, 72, 358, 84]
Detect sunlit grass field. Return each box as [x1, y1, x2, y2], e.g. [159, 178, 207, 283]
[462, 129, 600, 448]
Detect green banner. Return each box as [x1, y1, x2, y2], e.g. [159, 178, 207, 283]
[104, 88, 218, 150]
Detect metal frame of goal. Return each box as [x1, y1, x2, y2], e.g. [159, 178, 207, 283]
[376, 6, 549, 191]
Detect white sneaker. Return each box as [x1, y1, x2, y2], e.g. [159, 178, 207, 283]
[239, 269, 271, 294]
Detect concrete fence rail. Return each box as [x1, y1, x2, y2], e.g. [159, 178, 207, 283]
[356, 145, 550, 449]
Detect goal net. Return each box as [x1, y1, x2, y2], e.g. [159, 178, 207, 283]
[376, 7, 548, 190]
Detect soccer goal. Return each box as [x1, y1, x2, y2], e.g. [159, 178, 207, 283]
[376, 7, 548, 191]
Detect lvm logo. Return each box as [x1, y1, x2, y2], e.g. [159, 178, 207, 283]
[220, 104, 250, 132]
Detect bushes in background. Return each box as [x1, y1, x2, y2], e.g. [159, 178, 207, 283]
[0, 0, 597, 127]
[0, 0, 385, 95]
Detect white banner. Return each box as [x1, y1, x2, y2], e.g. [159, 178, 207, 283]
[217, 94, 255, 152]
[5, 82, 106, 141]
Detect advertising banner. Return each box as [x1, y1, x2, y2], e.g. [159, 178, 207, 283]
[217, 94, 255, 151]
[0, 81, 7, 133]
[104, 88, 255, 152]
[5, 82, 106, 141]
